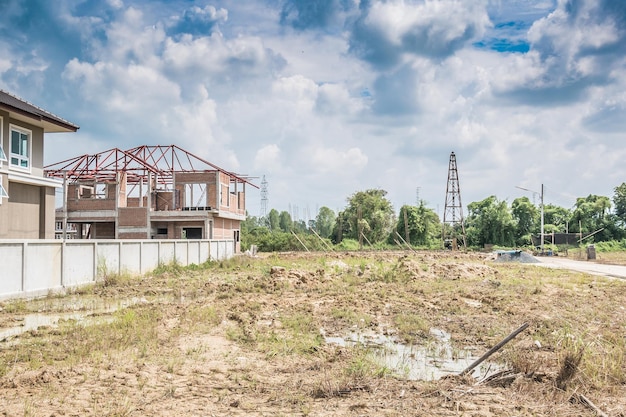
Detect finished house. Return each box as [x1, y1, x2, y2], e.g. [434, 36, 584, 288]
[0, 90, 79, 239]
[45, 145, 256, 253]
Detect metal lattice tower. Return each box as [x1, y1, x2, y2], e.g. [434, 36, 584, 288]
[442, 152, 467, 249]
[260, 175, 268, 218]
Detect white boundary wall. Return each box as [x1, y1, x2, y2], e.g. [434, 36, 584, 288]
[0, 239, 235, 300]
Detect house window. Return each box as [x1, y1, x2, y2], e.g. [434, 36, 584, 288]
[0, 179, 7, 199]
[10, 126, 31, 170]
[0, 116, 5, 166]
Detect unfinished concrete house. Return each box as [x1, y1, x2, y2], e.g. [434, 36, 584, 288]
[0, 90, 79, 239]
[44, 145, 256, 252]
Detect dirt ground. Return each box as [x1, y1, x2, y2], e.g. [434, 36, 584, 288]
[1, 250, 625, 416]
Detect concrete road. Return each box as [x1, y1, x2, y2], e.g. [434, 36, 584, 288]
[534, 256, 626, 279]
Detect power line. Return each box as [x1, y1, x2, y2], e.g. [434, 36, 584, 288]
[260, 175, 268, 218]
[442, 151, 467, 249]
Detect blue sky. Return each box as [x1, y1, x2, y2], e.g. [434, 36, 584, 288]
[2, 0, 626, 221]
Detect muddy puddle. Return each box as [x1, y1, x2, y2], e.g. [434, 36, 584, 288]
[324, 328, 502, 381]
[0, 296, 160, 342]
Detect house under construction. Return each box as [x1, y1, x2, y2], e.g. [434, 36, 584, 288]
[45, 145, 256, 252]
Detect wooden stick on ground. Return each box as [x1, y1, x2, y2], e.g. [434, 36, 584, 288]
[572, 393, 608, 417]
[460, 323, 529, 376]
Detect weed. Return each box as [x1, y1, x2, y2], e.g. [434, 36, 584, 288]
[346, 346, 391, 379]
[394, 313, 430, 343]
[1, 299, 28, 313]
[259, 312, 323, 356]
[164, 385, 176, 398]
[152, 259, 184, 276]
[330, 308, 372, 328]
[179, 304, 221, 334]
[556, 348, 584, 390]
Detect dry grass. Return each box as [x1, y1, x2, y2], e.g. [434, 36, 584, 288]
[1, 250, 625, 416]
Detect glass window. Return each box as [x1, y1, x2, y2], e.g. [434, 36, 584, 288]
[0, 117, 4, 164]
[0, 181, 7, 198]
[10, 127, 30, 169]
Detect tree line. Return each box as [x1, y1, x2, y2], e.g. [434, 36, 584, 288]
[241, 183, 626, 252]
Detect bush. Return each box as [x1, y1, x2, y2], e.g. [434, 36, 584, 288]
[594, 239, 626, 252]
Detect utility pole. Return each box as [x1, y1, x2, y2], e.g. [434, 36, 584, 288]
[442, 152, 467, 249]
[536, 184, 540, 252]
[516, 184, 545, 253]
[260, 175, 268, 218]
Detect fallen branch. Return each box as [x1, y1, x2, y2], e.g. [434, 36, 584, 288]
[478, 369, 519, 387]
[460, 323, 529, 377]
[571, 393, 608, 417]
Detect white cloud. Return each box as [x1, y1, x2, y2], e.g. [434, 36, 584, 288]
[7, 0, 626, 218]
[254, 144, 281, 171]
[310, 146, 368, 175]
[0, 44, 12, 75]
[272, 75, 318, 103]
[107, 0, 124, 9]
[316, 83, 364, 115]
[365, 0, 490, 47]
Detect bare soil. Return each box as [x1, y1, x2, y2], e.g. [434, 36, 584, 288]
[1, 250, 625, 416]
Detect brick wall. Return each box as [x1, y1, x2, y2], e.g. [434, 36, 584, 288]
[93, 222, 115, 239]
[118, 232, 148, 239]
[67, 184, 116, 211]
[238, 192, 245, 213]
[126, 197, 143, 208]
[175, 172, 217, 184]
[172, 221, 206, 239]
[155, 191, 176, 211]
[208, 187, 218, 209]
[118, 207, 148, 227]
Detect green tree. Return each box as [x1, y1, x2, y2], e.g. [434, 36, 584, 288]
[315, 206, 336, 238]
[268, 209, 280, 231]
[279, 211, 292, 232]
[395, 203, 440, 246]
[240, 213, 271, 251]
[613, 183, 626, 226]
[511, 197, 537, 245]
[293, 219, 308, 233]
[331, 210, 352, 244]
[570, 194, 619, 242]
[465, 196, 515, 247]
[543, 204, 571, 234]
[340, 189, 395, 244]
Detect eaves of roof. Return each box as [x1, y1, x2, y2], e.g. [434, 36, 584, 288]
[0, 89, 79, 133]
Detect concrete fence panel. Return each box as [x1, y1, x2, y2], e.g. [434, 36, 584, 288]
[0, 243, 25, 294]
[25, 243, 62, 293]
[0, 238, 235, 300]
[95, 242, 120, 277]
[141, 242, 160, 273]
[119, 242, 142, 274]
[64, 243, 97, 287]
[159, 241, 177, 265]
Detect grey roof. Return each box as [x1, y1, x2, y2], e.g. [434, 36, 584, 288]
[0, 89, 79, 132]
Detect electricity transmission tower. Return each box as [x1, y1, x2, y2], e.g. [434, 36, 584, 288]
[260, 175, 268, 218]
[442, 152, 467, 249]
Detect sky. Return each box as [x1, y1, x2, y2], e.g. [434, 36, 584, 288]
[2, 0, 626, 222]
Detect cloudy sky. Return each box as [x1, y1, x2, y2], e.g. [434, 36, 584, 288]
[2, 0, 625, 221]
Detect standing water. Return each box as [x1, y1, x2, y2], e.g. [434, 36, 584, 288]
[324, 327, 502, 381]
